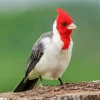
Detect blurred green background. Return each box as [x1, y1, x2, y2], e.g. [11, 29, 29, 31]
[0, 0, 100, 92]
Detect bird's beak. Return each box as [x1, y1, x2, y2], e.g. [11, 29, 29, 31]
[67, 23, 77, 30]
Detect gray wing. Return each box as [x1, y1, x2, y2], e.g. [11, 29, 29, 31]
[25, 31, 53, 78]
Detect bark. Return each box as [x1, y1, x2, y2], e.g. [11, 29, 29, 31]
[0, 81, 100, 100]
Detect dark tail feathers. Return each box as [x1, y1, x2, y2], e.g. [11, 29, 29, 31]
[13, 78, 38, 92]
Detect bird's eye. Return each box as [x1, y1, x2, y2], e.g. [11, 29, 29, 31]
[62, 22, 67, 26]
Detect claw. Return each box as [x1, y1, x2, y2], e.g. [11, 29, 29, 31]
[60, 83, 66, 89]
[39, 83, 45, 90]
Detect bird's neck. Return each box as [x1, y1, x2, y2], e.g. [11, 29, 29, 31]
[60, 30, 72, 50]
[52, 29, 72, 51]
[52, 21, 72, 50]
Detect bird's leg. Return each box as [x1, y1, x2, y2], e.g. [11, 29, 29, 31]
[39, 76, 45, 89]
[40, 76, 43, 83]
[58, 78, 64, 85]
[58, 78, 67, 89]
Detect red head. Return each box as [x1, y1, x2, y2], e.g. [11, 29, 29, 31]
[55, 8, 77, 50]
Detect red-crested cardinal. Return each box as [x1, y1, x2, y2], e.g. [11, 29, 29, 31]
[13, 8, 77, 92]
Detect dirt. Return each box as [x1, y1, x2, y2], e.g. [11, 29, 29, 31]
[0, 81, 100, 100]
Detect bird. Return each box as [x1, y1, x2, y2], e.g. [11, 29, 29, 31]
[13, 8, 77, 92]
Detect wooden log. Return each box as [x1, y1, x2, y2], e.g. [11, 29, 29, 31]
[0, 81, 100, 100]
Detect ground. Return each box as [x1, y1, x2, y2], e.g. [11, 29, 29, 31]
[0, 81, 100, 100]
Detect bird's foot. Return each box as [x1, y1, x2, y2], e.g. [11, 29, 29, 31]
[39, 83, 45, 90]
[60, 83, 66, 89]
[60, 82, 64, 86]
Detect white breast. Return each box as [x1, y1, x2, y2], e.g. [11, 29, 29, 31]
[34, 34, 73, 80]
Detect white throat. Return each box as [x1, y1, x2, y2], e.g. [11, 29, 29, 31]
[52, 20, 64, 52]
